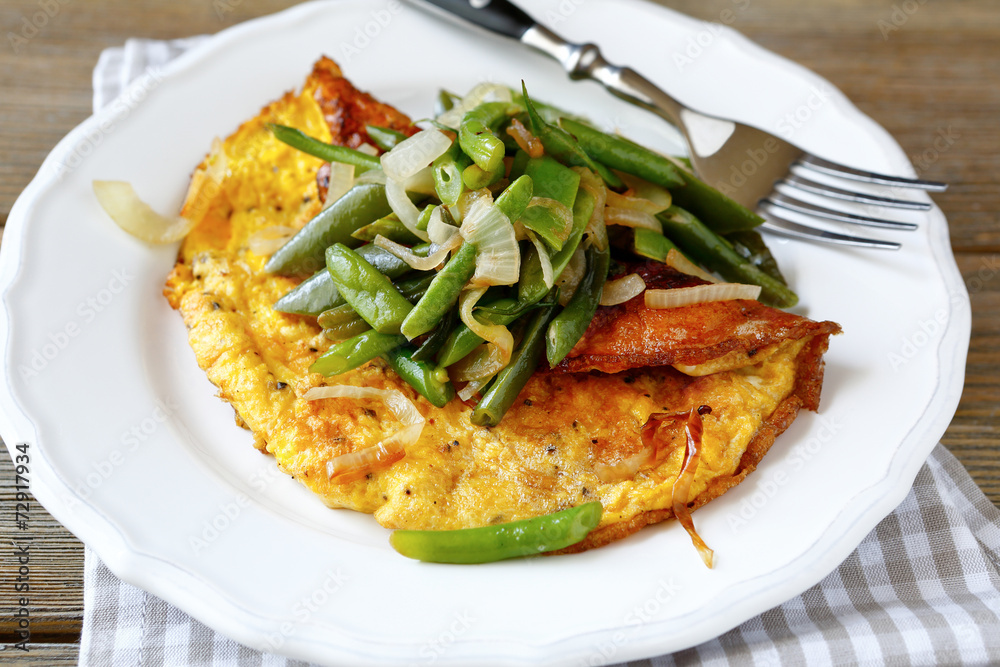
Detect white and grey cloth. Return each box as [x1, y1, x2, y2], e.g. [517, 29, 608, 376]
[80, 38, 1000, 666]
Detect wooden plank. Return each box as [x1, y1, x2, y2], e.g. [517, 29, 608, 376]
[0, 643, 79, 665]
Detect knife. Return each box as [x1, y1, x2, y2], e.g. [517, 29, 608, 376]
[407, 0, 689, 129]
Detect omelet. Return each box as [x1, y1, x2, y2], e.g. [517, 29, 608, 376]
[165, 58, 840, 556]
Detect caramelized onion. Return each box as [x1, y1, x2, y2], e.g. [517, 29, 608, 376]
[672, 407, 715, 568]
[386, 177, 429, 242]
[606, 190, 666, 216]
[374, 234, 460, 271]
[616, 172, 672, 212]
[604, 206, 661, 231]
[452, 287, 513, 381]
[506, 118, 544, 158]
[93, 181, 197, 244]
[645, 283, 761, 309]
[526, 230, 554, 288]
[556, 246, 586, 306]
[594, 447, 654, 483]
[665, 248, 719, 284]
[600, 273, 646, 306]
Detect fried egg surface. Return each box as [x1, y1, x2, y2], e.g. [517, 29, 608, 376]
[165, 58, 840, 553]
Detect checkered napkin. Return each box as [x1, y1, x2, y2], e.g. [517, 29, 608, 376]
[80, 38, 1000, 667]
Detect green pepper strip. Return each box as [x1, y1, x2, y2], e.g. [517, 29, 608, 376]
[433, 141, 473, 207]
[325, 244, 414, 335]
[310, 330, 406, 376]
[546, 244, 610, 368]
[269, 124, 382, 173]
[658, 206, 798, 308]
[382, 346, 455, 409]
[632, 227, 679, 263]
[557, 118, 685, 189]
[471, 304, 557, 427]
[266, 183, 393, 276]
[365, 124, 408, 152]
[458, 102, 512, 174]
[389, 501, 603, 564]
[401, 242, 478, 341]
[521, 83, 623, 189]
[519, 186, 596, 306]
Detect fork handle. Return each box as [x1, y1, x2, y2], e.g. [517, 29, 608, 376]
[413, 0, 687, 125]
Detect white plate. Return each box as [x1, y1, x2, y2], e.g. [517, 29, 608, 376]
[0, 1, 970, 664]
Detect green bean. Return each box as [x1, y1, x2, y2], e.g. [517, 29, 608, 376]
[351, 214, 422, 245]
[401, 242, 478, 340]
[358, 242, 432, 279]
[266, 183, 392, 276]
[435, 89, 461, 116]
[632, 227, 679, 263]
[518, 186, 596, 305]
[411, 309, 457, 363]
[389, 501, 603, 564]
[669, 170, 765, 235]
[494, 175, 534, 222]
[433, 142, 473, 206]
[546, 244, 610, 367]
[725, 229, 788, 286]
[319, 273, 434, 331]
[322, 319, 372, 342]
[325, 244, 414, 334]
[436, 297, 520, 368]
[557, 118, 685, 189]
[458, 102, 512, 173]
[520, 156, 580, 251]
[521, 83, 622, 189]
[269, 124, 381, 173]
[658, 206, 798, 308]
[382, 347, 455, 408]
[471, 304, 556, 427]
[508, 148, 530, 181]
[273, 269, 341, 316]
[462, 160, 505, 190]
[365, 124, 408, 152]
[310, 331, 406, 376]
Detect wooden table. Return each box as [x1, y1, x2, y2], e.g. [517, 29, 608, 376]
[1, 0, 997, 663]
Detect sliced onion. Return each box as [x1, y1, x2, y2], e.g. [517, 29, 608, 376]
[556, 246, 586, 306]
[665, 248, 719, 284]
[645, 283, 762, 309]
[405, 167, 438, 196]
[506, 118, 544, 158]
[606, 189, 667, 216]
[616, 171, 673, 212]
[322, 162, 355, 210]
[304, 385, 426, 483]
[94, 181, 197, 244]
[605, 206, 661, 231]
[386, 178, 430, 242]
[437, 82, 513, 128]
[357, 144, 380, 156]
[460, 197, 520, 286]
[427, 206, 459, 245]
[526, 231, 554, 289]
[458, 373, 495, 402]
[575, 167, 608, 251]
[247, 225, 296, 256]
[452, 287, 513, 381]
[672, 407, 714, 568]
[451, 187, 493, 224]
[374, 234, 460, 271]
[180, 137, 227, 224]
[600, 273, 646, 306]
[381, 129, 453, 182]
[594, 446, 654, 483]
[355, 168, 387, 185]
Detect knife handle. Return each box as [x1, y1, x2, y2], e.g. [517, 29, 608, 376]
[416, 0, 535, 40]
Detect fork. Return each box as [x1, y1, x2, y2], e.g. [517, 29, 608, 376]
[412, 0, 948, 250]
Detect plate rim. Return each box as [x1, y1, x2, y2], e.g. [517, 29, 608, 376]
[0, 0, 971, 664]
